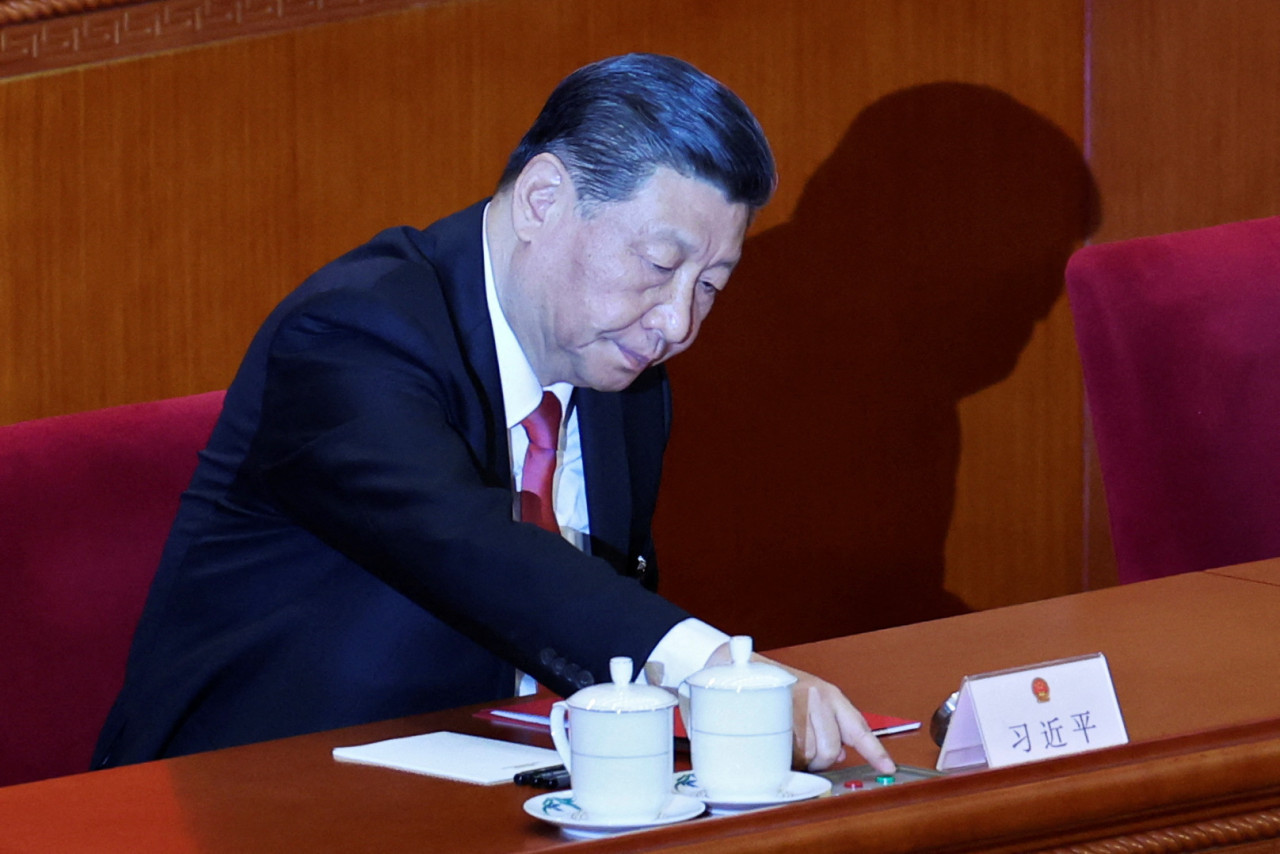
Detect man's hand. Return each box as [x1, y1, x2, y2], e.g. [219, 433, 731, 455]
[703, 643, 895, 774]
[785, 665, 895, 773]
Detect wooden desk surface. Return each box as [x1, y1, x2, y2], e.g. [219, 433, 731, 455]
[3, 563, 1280, 853]
[1207, 557, 1280, 588]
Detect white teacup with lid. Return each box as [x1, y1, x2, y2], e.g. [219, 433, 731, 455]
[548, 656, 676, 822]
[682, 635, 797, 799]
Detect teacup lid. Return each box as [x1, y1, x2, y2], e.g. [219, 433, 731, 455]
[683, 636, 797, 690]
[564, 657, 676, 712]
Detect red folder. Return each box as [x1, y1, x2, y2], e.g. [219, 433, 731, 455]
[475, 694, 920, 738]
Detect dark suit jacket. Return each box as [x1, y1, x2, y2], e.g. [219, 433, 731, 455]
[93, 200, 691, 767]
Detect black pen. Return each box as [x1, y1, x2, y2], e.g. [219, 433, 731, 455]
[513, 763, 559, 785]
[514, 764, 571, 788]
[533, 767, 571, 789]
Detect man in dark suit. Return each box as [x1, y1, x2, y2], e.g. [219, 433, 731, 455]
[93, 54, 893, 775]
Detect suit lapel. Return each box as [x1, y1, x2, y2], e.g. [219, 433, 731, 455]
[414, 200, 511, 483]
[576, 388, 633, 571]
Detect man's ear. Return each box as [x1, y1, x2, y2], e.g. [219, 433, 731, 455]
[511, 153, 572, 243]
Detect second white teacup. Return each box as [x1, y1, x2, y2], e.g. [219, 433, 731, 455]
[683, 635, 796, 800]
[549, 656, 675, 823]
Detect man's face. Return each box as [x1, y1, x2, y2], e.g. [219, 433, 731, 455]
[508, 166, 751, 391]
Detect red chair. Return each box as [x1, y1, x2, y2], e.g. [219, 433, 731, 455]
[0, 391, 224, 787]
[1066, 216, 1280, 583]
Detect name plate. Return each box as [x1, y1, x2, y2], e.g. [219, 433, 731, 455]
[936, 653, 1128, 772]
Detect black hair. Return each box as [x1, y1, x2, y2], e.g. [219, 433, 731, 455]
[498, 53, 775, 211]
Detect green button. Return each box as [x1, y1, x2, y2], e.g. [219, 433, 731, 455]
[875, 775, 896, 786]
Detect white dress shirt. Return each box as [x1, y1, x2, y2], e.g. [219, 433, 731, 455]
[482, 205, 728, 693]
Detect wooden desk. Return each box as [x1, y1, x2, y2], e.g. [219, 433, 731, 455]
[3, 563, 1280, 852]
[1208, 557, 1280, 589]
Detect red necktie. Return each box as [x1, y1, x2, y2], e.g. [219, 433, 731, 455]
[520, 391, 562, 534]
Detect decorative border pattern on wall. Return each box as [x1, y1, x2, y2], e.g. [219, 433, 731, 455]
[1, 0, 142, 25]
[0, 0, 436, 78]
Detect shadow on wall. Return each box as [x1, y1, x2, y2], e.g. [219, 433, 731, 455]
[657, 82, 1100, 649]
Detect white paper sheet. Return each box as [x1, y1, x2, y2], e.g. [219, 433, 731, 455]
[332, 731, 560, 785]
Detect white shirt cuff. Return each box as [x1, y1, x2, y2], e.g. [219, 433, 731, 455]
[642, 618, 731, 688]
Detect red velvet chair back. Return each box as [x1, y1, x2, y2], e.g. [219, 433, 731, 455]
[0, 391, 224, 787]
[1066, 217, 1280, 583]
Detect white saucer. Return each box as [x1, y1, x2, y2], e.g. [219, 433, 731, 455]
[672, 770, 832, 813]
[523, 792, 706, 838]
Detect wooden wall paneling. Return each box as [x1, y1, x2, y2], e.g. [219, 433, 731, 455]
[643, 0, 1093, 644]
[287, 7, 493, 271]
[1, 41, 303, 423]
[1083, 411, 1119, 590]
[0, 0, 436, 80]
[81, 37, 303, 407]
[1, 74, 88, 422]
[1089, 0, 1280, 242]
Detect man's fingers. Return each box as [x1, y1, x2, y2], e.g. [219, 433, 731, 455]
[805, 684, 896, 774]
[835, 702, 895, 774]
[805, 686, 846, 770]
[772, 656, 897, 774]
[844, 722, 895, 774]
[792, 679, 817, 766]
